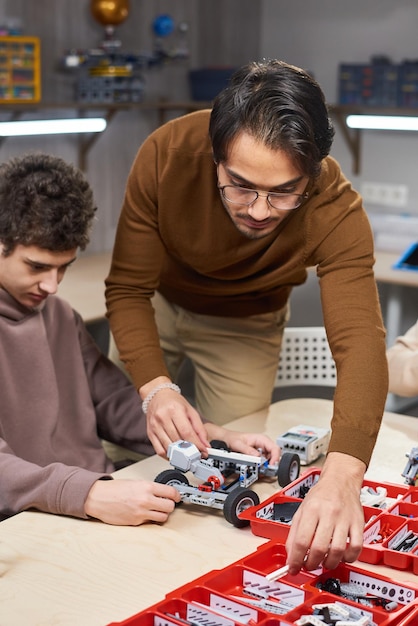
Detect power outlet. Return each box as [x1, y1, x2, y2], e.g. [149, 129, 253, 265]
[361, 182, 409, 208]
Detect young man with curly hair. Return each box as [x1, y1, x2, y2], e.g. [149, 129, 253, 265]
[0, 152, 279, 525]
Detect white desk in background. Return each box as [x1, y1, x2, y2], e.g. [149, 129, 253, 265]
[374, 250, 418, 348]
[56, 250, 416, 349]
[373, 251, 418, 411]
[58, 251, 112, 323]
[0, 398, 416, 626]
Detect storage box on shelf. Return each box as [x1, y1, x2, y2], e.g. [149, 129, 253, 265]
[189, 67, 236, 101]
[338, 58, 418, 108]
[0, 36, 40, 103]
[338, 61, 399, 107]
[398, 61, 418, 108]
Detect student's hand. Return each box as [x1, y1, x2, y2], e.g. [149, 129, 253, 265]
[142, 379, 210, 457]
[204, 423, 281, 466]
[285, 452, 365, 574]
[84, 478, 181, 525]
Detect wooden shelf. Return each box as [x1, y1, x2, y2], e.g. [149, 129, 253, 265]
[0, 100, 416, 174]
[329, 105, 418, 174]
[0, 100, 212, 170]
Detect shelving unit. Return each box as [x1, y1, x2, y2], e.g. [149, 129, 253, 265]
[0, 100, 416, 173]
[0, 100, 212, 170]
[0, 36, 41, 103]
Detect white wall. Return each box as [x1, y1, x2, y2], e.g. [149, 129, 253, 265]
[261, 0, 418, 336]
[260, 0, 418, 214]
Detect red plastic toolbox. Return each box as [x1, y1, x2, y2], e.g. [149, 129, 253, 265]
[237, 467, 321, 540]
[361, 512, 409, 565]
[307, 560, 418, 610]
[388, 499, 418, 520]
[360, 479, 412, 509]
[395, 604, 418, 626]
[403, 490, 418, 506]
[383, 518, 418, 571]
[239, 469, 418, 572]
[109, 540, 418, 625]
[278, 591, 416, 626]
[108, 471, 418, 626]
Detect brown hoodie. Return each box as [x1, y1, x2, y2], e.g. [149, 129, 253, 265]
[0, 289, 153, 519]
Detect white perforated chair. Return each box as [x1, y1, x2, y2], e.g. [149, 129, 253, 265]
[275, 326, 337, 389]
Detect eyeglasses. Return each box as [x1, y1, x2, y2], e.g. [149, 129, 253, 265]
[218, 184, 308, 211]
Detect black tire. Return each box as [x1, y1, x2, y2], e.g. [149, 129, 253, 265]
[209, 440, 230, 451]
[154, 469, 190, 487]
[223, 488, 260, 527]
[278, 452, 300, 487]
[154, 469, 189, 508]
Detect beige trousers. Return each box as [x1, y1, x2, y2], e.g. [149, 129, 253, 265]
[153, 292, 289, 424]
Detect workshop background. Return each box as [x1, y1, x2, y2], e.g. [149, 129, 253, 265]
[1, 0, 418, 410]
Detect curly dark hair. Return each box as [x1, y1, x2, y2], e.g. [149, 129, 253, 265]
[0, 152, 97, 256]
[209, 59, 335, 178]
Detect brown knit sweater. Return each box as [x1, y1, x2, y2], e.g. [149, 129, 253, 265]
[106, 110, 388, 466]
[0, 289, 153, 519]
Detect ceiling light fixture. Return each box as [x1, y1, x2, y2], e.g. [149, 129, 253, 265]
[0, 117, 107, 136]
[346, 114, 418, 132]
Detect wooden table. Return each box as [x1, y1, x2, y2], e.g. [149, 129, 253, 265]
[0, 398, 416, 626]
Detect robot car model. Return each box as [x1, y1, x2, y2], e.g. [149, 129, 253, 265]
[154, 440, 300, 527]
[402, 446, 418, 486]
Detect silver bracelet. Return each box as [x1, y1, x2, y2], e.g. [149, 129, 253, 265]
[142, 382, 181, 415]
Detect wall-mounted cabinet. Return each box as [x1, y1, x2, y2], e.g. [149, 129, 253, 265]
[0, 36, 41, 103]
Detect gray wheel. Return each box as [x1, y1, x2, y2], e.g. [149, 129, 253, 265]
[278, 453, 300, 487]
[154, 469, 189, 508]
[154, 469, 190, 487]
[223, 488, 260, 527]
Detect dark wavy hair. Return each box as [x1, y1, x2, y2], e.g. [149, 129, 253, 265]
[0, 152, 97, 256]
[209, 59, 335, 178]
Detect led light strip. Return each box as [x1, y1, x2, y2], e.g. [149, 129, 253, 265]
[0, 118, 107, 136]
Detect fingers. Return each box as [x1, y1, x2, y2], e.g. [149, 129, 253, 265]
[287, 523, 363, 574]
[146, 396, 207, 454]
[285, 485, 364, 574]
[152, 480, 181, 504]
[148, 416, 183, 456]
[143, 486, 181, 524]
[188, 413, 211, 448]
[85, 479, 181, 526]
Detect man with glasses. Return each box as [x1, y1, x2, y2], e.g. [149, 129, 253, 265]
[106, 59, 388, 572]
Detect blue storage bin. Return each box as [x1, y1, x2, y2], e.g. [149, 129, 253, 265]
[189, 67, 236, 101]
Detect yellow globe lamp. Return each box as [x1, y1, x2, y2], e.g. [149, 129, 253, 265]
[90, 0, 130, 27]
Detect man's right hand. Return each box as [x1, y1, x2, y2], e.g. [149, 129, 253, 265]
[141, 377, 210, 457]
[84, 478, 181, 525]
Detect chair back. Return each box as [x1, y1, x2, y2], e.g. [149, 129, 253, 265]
[275, 326, 336, 388]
